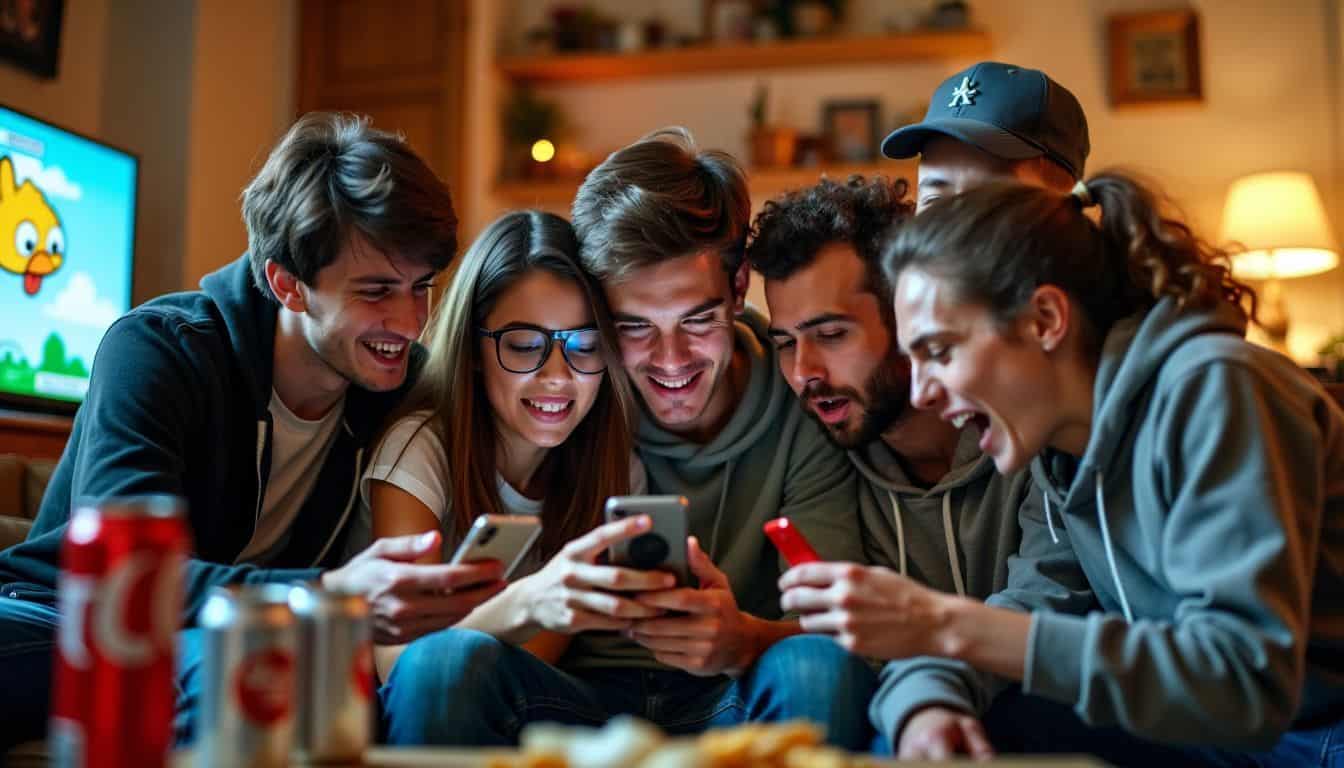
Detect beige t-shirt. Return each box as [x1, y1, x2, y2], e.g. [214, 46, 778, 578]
[353, 411, 646, 572]
[237, 389, 344, 564]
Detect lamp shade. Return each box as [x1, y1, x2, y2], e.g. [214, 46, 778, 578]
[1219, 171, 1340, 279]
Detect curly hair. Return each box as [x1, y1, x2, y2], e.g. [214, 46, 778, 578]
[746, 174, 913, 308]
[882, 171, 1256, 351]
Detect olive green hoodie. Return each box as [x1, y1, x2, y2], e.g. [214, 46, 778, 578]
[563, 308, 863, 670]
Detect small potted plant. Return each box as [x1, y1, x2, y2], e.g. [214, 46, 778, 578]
[1319, 332, 1344, 382]
[501, 87, 566, 179]
[747, 82, 797, 168]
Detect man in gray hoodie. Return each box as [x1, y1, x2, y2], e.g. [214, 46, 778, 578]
[567, 127, 873, 747]
[747, 173, 1061, 755]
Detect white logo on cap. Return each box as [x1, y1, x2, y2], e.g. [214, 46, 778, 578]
[949, 77, 979, 107]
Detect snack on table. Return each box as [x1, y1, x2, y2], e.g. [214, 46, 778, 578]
[498, 718, 867, 768]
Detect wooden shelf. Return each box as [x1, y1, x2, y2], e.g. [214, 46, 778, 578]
[494, 159, 918, 207]
[498, 30, 992, 83]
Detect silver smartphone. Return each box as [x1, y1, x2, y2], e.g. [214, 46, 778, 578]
[448, 514, 542, 580]
[603, 495, 691, 587]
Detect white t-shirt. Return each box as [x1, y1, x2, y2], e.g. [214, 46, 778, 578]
[353, 410, 646, 573]
[237, 389, 345, 564]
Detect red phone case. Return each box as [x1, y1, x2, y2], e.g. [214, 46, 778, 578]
[763, 517, 821, 566]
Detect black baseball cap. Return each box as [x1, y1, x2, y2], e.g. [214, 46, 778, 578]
[881, 61, 1090, 179]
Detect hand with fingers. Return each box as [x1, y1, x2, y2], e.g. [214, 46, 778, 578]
[322, 531, 508, 645]
[777, 562, 945, 659]
[512, 513, 676, 634]
[898, 706, 995, 761]
[628, 537, 759, 677]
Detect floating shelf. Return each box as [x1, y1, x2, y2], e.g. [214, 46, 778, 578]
[497, 30, 992, 84]
[494, 160, 918, 207]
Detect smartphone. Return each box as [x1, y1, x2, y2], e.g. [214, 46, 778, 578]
[763, 517, 821, 567]
[603, 495, 691, 587]
[448, 514, 542, 580]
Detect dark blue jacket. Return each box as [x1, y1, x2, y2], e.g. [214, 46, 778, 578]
[0, 255, 422, 624]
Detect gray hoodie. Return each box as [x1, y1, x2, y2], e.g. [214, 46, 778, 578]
[563, 307, 863, 670]
[859, 428, 1095, 748]
[873, 297, 1344, 750]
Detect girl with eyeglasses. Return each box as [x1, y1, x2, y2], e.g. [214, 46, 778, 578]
[358, 211, 672, 712]
[780, 175, 1344, 764]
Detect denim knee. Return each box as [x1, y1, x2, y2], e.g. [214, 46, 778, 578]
[746, 635, 877, 750]
[379, 628, 516, 746]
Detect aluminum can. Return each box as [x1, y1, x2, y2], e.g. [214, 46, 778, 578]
[49, 495, 190, 768]
[197, 583, 298, 768]
[288, 585, 373, 763]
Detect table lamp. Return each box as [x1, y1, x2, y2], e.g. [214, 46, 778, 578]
[1218, 171, 1340, 352]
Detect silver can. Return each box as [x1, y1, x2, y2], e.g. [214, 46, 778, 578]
[196, 584, 298, 768]
[288, 585, 373, 763]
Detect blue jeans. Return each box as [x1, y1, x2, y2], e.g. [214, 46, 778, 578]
[380, 629, 877, 750]
[0, 596, 207, 750]
[983, 686, 1344, 767]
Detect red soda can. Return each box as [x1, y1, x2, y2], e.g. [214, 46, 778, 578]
[49, 496, 191, 768]
[197, 584, 298, 767]
[288, 585, 373, 762]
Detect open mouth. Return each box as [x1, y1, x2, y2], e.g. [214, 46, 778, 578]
[361, 339, 407, 366]
[811, 396, 851, 425]
[646, 370, 703, 397]
[523, 397, 574, 422]
[949, 411, 990, 431]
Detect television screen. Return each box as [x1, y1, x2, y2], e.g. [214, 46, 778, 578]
[0, 104, 137, 410]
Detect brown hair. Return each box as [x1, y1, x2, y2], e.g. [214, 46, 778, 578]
[883, 171, 1256, 352]
[571, 127, 750, 283]
[386, 211, 635, 559]
[747, 174, 913, 310]
[242, 111, 458, 296]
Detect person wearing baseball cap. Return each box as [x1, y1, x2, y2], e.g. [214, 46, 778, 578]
[882, 61, 1089, 212]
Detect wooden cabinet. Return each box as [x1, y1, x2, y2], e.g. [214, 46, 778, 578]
[0, 409, 72, 461]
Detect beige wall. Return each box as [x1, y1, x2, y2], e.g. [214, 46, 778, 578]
[481, 0, 1344, 363]
[182, 0, 297, 288]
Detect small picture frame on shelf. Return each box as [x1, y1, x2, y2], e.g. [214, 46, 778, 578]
[703, 0, 758, 43]
[1107, 10, 1203, 107]
[0, 0, 63, 78]
[822, 100, 881, 163]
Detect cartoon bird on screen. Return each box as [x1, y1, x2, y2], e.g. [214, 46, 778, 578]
[0, 155, 64, 296]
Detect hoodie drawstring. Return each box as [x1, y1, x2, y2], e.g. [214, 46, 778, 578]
[1094, 470, 1134, 622]
[1043, 490, 1060, 544]
[940, 492, 966, 597]
[886, 491, 908, 579]
[887, 490, 966, 597]
[706, 458, 736, 561]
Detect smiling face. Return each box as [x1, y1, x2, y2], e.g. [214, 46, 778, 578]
[480, 269, 604, 451]
[294, 236, 435, 393]
[604, 251, 743, 438]
[894, 267, 1059, 473]
[765, 243, 909, 448]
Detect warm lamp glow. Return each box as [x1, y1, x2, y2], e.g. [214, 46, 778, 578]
[531, 139, 556, 163]
[1219, 171, 1340, 279]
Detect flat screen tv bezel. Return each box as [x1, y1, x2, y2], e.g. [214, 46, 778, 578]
[0, 101, 140, 417]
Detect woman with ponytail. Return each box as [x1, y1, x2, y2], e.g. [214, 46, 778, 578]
[780, 173, 1344, 764]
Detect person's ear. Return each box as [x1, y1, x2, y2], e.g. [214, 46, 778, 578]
[1024, 284, 1071, 352]
[731, 260, 749, 315]
[265, 260, 307, 313]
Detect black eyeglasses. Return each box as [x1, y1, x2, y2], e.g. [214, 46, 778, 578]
[477, 324, 607, 375]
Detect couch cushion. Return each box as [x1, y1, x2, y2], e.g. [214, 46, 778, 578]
[24, 458, 54, 520]
[0, 514, 32, 552]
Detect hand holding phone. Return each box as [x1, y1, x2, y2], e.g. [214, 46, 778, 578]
[604, 495, 691, 587]
[448, 514, 542, 580]
[763, 517, 821, 567]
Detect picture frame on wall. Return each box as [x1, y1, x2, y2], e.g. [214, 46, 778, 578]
[0, 0, 64, 78]
[822, 100, 881, 163]
[1107, 10, 1203, 107]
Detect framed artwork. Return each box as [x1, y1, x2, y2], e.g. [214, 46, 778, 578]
[0, 0, 63, 78]
[822, 100, 880, 163]
[1108, 10, 1203, 107]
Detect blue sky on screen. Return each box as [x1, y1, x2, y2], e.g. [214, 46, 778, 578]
[0, 106, 137, 372]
